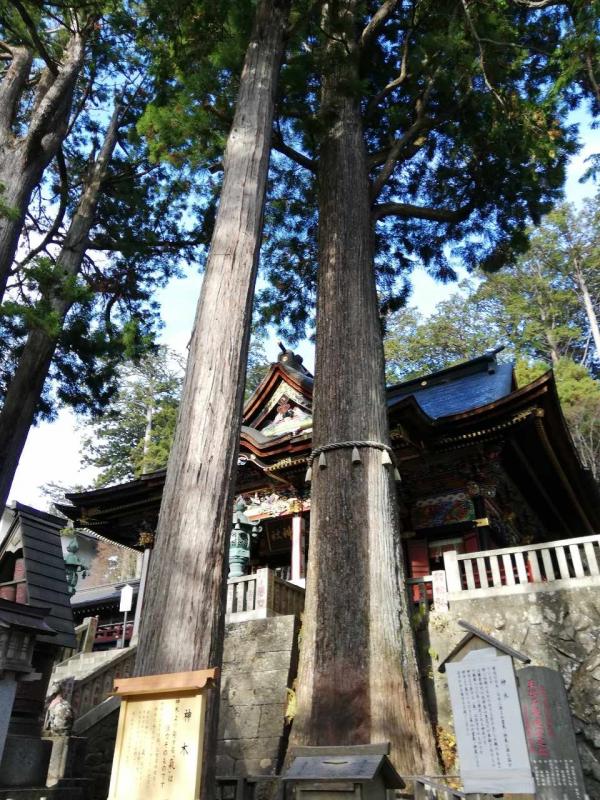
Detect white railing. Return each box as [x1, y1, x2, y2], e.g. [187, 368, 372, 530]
[443, 534, 600, 599]
[225, 567, 305, 623]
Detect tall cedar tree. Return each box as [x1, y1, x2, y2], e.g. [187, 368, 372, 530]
[0, 2, 200, 508]
[0, 103, 122, 509]
[134, 0, 599, 776]
[134, 1, 290, 796]
[0, 1, 97, 303]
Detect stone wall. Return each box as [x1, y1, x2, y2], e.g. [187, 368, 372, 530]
[76, 700, 119, 800]
[217, 615, 300, 777]
[76, 615, 300, 797]
[417, 585, 600, 798]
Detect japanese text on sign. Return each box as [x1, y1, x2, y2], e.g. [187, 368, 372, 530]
[447, 649, 535, 794]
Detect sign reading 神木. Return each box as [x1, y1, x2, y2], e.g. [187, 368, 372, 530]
[517, 665, 588, 800]
[107, 669, 217, 800]
[446, 648, 535, 795]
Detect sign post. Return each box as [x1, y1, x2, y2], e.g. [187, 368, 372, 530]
[108, 668, 217, 800]
[517, 665, 588, 800]
[119, 584, 133, 649]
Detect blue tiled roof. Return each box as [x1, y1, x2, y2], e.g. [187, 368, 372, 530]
[387, 357, 514, 420]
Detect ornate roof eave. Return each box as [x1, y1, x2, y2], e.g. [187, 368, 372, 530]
[242, 362, 313, 427]
[432, 406, 542, 451]
[239, 426, 312, 460]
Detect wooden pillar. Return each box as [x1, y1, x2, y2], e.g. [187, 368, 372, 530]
[130, 547, 152, 646]
[290, 515, 306, 586]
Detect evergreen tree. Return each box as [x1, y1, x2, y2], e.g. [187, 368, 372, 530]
[81, 347, 184, 486]
[133, 3, 291, 791]
[121, 0, 599, 776]
[0, 1, 100, 303]
[0, 3, 202, 509]
[79, 335, 269, 486]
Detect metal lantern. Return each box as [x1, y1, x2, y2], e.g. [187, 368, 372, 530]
[64, 539, 88, 596]
[229, 499, 262, 578]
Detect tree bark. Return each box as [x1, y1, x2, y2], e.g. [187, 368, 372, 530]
[291, 2, 439, 776]
[133, 1, 289, 797]
[0, 105, 121, 510]
[0, 32, 86, 303]
[574, 262, 600, 363]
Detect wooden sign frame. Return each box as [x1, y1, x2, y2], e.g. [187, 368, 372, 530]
[107, 668, 218, 800]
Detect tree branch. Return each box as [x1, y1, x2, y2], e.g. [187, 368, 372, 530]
[13, 0, 58, 74]
[372, 201, 474, 223]
[272, 131, 316, 171]
[369, 70, 439, 199]
[16, 147, 69, 268]
[0, 46, 33, 138]
[88, 236, 204, 252]
[360, 0, 399, 50]
[26, 28, 86, 155]
[370, 117, 427, 200]
[461, 0, 505, 107]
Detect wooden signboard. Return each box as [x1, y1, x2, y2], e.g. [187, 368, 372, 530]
[107, 668, 217, 800]
[517, 666, 587, 800]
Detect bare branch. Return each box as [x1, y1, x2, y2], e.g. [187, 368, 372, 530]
[272, 131, 316, 171]
[0, 46, 33, 138]
[370, 70, 438, 200]
[26, 29, 86, 155]
[370, 118, 427, 200]
[360, 0, 399, 50]
[372, 201, 473, 223]
[17, 148, 69, 268]
[461, 0, 505, 107]
[13, 0, 58, 74]
[88, 236, 204, 252]
[511, 0, 558, 7]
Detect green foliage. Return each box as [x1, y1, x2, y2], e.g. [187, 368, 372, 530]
[81, 347, 184, 486]
[386, 196, 600, 383]
[384, 290, 504, 383]
[255, 0, 599, 339]
[80, 335, 271, 486]
[384, 198, 600, 478]
[0, 1, 205, 422]
[245, 335, 270, 400]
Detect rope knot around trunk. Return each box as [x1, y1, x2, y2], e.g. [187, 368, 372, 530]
[305, 440, 401, 482]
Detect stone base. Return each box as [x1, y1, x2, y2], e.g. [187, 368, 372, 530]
[44, 736, 87, 786]
[0, 735, 52, 789]
[0, 788, 84, 799]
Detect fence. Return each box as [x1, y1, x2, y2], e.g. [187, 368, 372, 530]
[226, 567, 305, 623]
[443, 534, 600, 600]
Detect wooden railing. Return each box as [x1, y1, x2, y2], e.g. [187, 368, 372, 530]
[443, 534, 600, 599]
[226, 568, 304, 623]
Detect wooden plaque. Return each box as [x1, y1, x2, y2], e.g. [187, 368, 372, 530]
[107, 668, 217, 800]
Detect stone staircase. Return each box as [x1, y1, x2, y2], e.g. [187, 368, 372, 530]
[48, 646, 136, 721]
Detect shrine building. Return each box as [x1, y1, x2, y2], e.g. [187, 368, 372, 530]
[57, 346, 600, 637]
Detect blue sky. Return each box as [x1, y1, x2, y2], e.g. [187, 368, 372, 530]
[8, 112, 600, 509]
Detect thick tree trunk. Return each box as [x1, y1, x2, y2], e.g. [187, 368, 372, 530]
[0, 33, 85, 303]
[291, 4, 438, 776]
[134, 1, 289, 797]
[0, 105, 120, 510]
